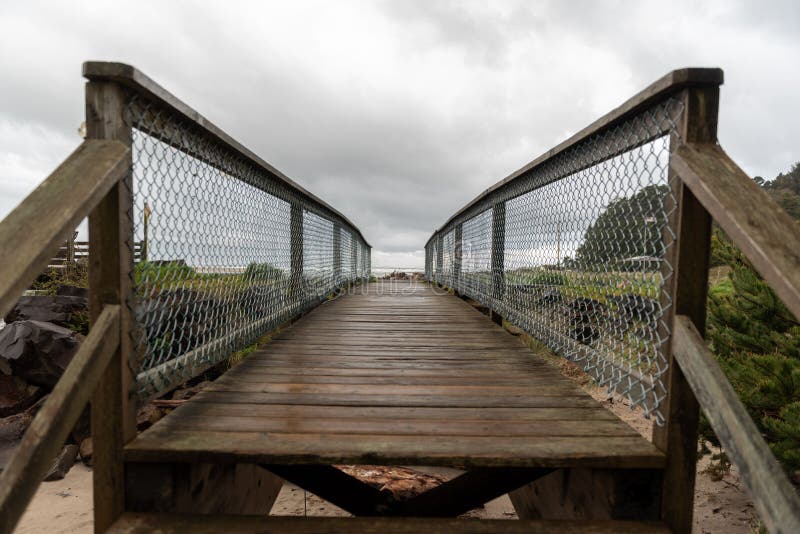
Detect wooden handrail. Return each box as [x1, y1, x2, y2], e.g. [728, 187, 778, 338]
[671, 142, 800, 319]
[82, 61, 371, 249]
[672, 315, 800, 533]
[0, 304, 121, 533]
[0, 140, 130, 318]
[426, 67, 724, 247]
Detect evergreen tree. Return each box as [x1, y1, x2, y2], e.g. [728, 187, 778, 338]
[704, 164, 800, 477]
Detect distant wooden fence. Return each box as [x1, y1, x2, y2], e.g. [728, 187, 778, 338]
[49, 239, 145, 267]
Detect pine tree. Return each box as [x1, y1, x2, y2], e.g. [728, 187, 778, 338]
[704, 164, 800, 476]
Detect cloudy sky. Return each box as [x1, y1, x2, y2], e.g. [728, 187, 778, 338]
[1, 1, 798, 268]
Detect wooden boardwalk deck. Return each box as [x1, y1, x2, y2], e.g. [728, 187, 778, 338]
[126, 281, 662, 469]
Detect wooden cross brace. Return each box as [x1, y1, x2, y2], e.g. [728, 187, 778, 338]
[262, 464, 554, 517]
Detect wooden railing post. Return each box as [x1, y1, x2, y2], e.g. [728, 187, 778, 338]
[435, 234, 444, 284]
[350, 232, 358, 283]
[453, 224, 463, 294]
[654, 82, 720, 533]
[490, 202, 506, 325]
[333, 221, 342, 286]
[85, 79, 136, 532]
[290, 203, 303, 304]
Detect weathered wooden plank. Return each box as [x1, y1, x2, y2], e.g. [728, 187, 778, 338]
[189, 391, 597, 408]
[0, 305, 120, 533]
[671, 142, 800, 319]
[154, 415, 639, 438]
[125, 430, 664, 468]
[172, 403, 619, 422]
[673, 316, 800, 534]
[0, 139, 129, 318]
[109, 513, 671, 534]
[126, 462, 283, 515]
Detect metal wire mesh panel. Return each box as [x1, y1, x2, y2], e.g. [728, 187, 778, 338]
[127, 95, 370, 400]
[425, 96, 683, 423]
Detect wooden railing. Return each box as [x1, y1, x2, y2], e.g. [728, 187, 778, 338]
[0, 139, 130, 532]
[424, 69, 800, 532]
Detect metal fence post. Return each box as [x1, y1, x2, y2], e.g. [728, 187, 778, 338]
[454, 224, 463, 294]
[653, 81, 720, 534]
[290, 203, 303, 307]
[350, 232, 358, 284]
[490, 202, 506, 325]
[435, 233, 444, 285]
[333, 222, 341, 286]
[85, 78, 135, 532]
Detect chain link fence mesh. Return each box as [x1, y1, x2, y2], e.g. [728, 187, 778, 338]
[126, 94, 370, 400]
[426, 96, 684, 424]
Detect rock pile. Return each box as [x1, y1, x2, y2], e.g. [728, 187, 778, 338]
[0, 287, 90, 480]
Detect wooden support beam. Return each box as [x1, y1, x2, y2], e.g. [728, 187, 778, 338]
[395, 468, 552, 517]
[263, 464, 394, 516]
[86, 79, 137, 533]
[509, 468, 662, 521]
[126, 462, 284, 515]
[653, 84, 719, 534]
[289, 203, 304, 303]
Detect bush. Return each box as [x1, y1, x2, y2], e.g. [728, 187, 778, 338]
[243, 262, 285, 280]
[529, 272, 568, 286]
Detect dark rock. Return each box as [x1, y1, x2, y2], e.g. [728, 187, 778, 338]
[43, 444, 78, 481]
[56, 285, 89, 298]
[0, 410, 33, 443]
[79, 437, 93, 466]
[171, 380, 211, 401]
[0, 374, 44, 417]
[136, 403, 164, 431]
[565, 298, 607, 346]
[536, 289, 564, 306]
[5, 295, 88, 329]
[70, 406, 91, 444]
[0, 321, 82, 388]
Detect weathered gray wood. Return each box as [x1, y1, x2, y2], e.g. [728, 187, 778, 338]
[86, 79, 136, 534]
[672, 142, 800, 319]
[426, 68, 723, 247]
[0, 305, 120, 533]
[653, 84, 719, 533]
[509, 468, 661, 521]
[673, 316, 800, 534]
[126, 462, 284, 515]
[0, 139, 129, 319]
[109, 513, 671, 534]
[82, 61, 369, 248]
[125, 282, 662, 469]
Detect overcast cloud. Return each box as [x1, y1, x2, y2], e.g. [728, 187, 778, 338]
[1, 0, 798, 268]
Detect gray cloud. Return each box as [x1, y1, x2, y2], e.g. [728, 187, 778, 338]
[1, 0, 798, 267]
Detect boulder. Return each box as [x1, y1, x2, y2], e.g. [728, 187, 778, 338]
[0, 321, 81, 388]
[43, 444, 78, 481]
[0, 374, 44, 417]
[79, 438, 93, 466]
[5, 295, 88, 329]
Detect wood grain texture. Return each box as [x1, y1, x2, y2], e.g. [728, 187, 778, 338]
[0, 305, 119, 533]
[0, 139, 129, 318]
[673, 316, 800, 534]
[125, 282, 661, 469]
[108, 513, 671, 533]
[671, 142, 800, 319]
[86, 79, 136, 534]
